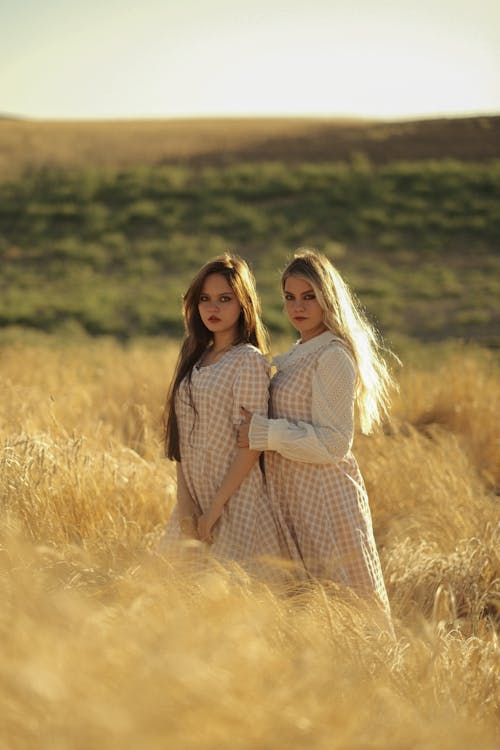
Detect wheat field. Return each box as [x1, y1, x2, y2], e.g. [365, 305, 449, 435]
[1, 335, 499, 749]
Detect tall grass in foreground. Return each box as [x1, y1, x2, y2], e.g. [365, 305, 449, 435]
[0, 336, 499, 749]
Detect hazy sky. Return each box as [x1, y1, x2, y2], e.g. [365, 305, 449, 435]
[2, 0, 500, 119]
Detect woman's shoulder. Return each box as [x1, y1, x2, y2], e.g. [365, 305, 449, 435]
[229, 343, 270, 368]
[316, 340, 357, 376]
[233, 342, 268, 358]
[273, 331, 351, 370]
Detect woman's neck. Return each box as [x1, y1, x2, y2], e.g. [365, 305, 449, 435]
[197, 332, 238, 368]
[212, 332, 237, 352]
[300, 324, 328, 343]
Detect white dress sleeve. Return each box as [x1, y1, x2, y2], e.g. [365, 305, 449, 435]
[249, 344, 356, 464]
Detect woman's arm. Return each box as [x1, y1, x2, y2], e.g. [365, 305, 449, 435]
[197, 448, 260, 541]
[198, 348, 270, 542]
[241, 345, 356, 464]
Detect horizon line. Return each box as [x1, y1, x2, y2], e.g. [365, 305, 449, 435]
[1, 110, 500, 124]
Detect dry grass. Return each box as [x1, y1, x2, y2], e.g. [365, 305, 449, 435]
[1, 335, 499, 749]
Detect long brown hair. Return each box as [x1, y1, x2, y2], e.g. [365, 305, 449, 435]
[164, 254, 269, 461]
[282, 249, 398, 433]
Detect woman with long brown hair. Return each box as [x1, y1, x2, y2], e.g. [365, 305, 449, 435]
[161, 253, 282, 569]
[238, 249, 395, 617]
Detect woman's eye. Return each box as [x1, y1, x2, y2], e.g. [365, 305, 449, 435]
[220, 296, 231, 303]
[199, 296, 209, 302]
[284, 294, 293, 301]
[304, 294, 315, 300]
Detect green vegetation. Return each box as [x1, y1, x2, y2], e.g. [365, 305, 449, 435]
[1, 158, 499, 343]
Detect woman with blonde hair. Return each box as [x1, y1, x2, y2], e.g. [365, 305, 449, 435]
[161, 253, 283, 571]
[238, 249, 395, 615]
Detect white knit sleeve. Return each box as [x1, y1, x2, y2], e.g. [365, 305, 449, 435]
[249, 344, 356, 464]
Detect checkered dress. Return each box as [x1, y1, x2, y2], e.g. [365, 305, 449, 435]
[162, 344, 284, 570]
[261, 335, 391, 614]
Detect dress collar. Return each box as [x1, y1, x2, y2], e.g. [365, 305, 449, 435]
[272, 330, 343, 370]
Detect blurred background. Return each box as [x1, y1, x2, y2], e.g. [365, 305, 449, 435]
[1, 0, 499, 347]
[2, 7, 500, 748]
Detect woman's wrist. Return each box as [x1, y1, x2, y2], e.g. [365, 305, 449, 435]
[248, 413, 270, 450]
[207, 503, 223, 525]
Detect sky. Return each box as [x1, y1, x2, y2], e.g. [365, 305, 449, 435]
[1, 0, 500, 120]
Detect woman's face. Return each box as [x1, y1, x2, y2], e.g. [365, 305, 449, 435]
[283, 275, 327, 342]
[198, 273, 241, 339]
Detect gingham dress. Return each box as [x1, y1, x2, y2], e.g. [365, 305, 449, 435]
[249, 331, 391, 613]
[162, 344, 284, 570]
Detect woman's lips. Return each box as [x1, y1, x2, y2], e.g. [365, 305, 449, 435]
[208, 316, 221, 322]
[293, 316, 306, 321]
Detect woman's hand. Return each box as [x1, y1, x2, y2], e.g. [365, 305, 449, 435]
[237, 406, 252, 448]
[197, 510, 218, 543]
[179, 513, 200, 540]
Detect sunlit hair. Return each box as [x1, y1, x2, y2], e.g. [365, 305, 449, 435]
[282, 249, 398, 433]
[165, 253, 270, 461]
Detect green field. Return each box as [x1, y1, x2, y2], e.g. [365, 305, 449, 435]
[1, 117, 499, 345]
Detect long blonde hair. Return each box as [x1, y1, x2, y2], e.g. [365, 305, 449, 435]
[165, 253, 269, 461]
[282, 249, 398, 433]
